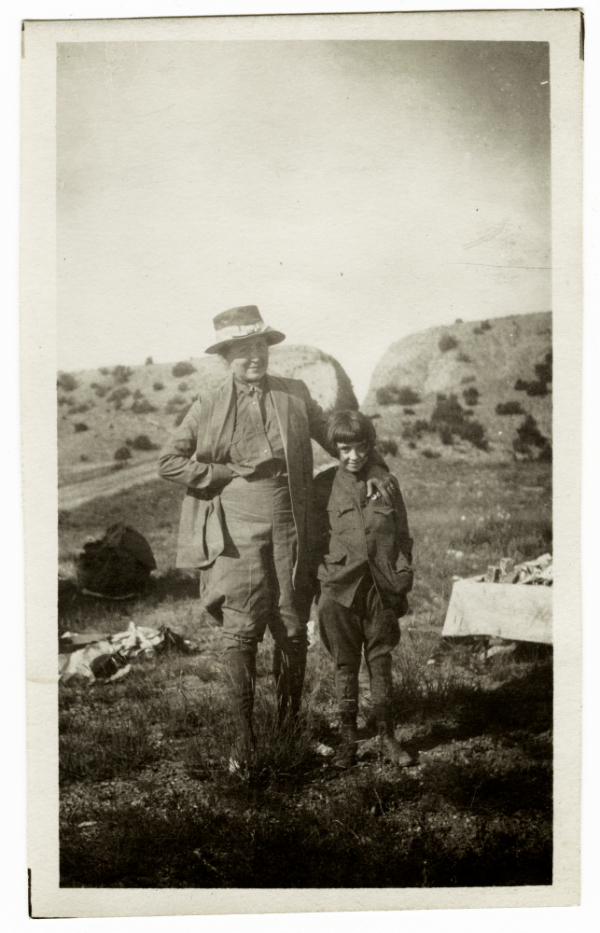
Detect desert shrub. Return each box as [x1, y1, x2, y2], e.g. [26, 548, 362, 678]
[80, 454, 88, 462]
[439, 426, 453, 446]
[407, 441, 416, 449]
[461, 375, 476, 385]
[153, 381, 165, 391]
[131, 398, 158, 415]
[172, 361, 196, 378]
[525, 382, 549, 397]
[99, 367, 110, 376]
[74, 422, 88, 433]
[108, 386, 131, 404]
[438, 333, 458, 352]
[57, 372, 78, 392]
[58, 396, 75, 407]
[133, 388, 144, 400]
[455, 318, 463, 324]
[535, 351, 552, 386]
[403, 408, 415, 416]
[178, 381, 189, 392]
[111, 364, 133, 384]
[457, 352, 472, 363]
[114, 446, 132, 461]
[91, 383, 108, 398]
[165, 394, 188, 415]
[473, 326, 483, 335]
[128, 434, 158, 451]
[377, 437, 398, 457]
[513, 415, 551, 460]
[145, 356, 154, 366]
[480, 320, 492, 331]
[71, 402, 91, 414]
[402, 418, 432, 441]
[462, 386, 479, 407]
[431, 393, 489, 451]
[460, 419, 488, 451]
[496, 401, 524, 416]
[375, 384, 420, 407]
[421, 448, 441, 459]
[514, 354, 552, 397]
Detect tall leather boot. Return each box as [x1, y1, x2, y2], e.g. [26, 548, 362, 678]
[225, 646, 256, 772]
[369, 655, 412, 768]
[273, 638, 307, 732]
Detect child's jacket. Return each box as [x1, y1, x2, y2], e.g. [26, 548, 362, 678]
[311, 461, 413, 610]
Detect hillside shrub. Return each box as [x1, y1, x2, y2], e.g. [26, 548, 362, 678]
[431, 393, 489, 451]
[457, 352, 472, 363]
[127, 434, 158, 451]
[473, 326, 483, 335]
[74, 422, 89, 433]
[480, 320, 492, 331]
[58, 396, 75, 407]
[461, 375, 476, 385]
[514, 352, 552, 398]
[439, 426, 454, 446]
[172, 361, 196, 378]
[496, 401, 524, 416]
[438, 334, 458, 352]
[131, 398, 158, 415]
[57, 372, 78, 392]
[133, 389, 144, 400]
[421, 448, 441, 459]
[99, 367, 110, 376]
[145, 357, 154, 366]
[402, 419, 432, 441]
[377, 437, 398, 457]
[112, 365, 133, 384]
[403, 408, 415, 415]
[375, 384, 420, 407]
[178, 381, 189, 392]
[72, 402, 91, 414]
[91, 383, 109, 398]
[109, 386, 131, 405]
[165, 395, 188, 415]
[153, 381, 165, 391]
[114, 446, 132, 461]
[513, 415, 551, 461]
[462, 387, 479, 407]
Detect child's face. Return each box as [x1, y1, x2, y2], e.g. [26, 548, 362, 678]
[337, 440, 370, 473]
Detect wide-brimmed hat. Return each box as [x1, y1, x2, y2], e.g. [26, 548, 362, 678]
[205, 305, 286, 355]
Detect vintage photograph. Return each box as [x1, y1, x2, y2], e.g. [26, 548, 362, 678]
[21, 10, 582, 917]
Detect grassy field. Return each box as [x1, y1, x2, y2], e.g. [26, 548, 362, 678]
[58, 457, 552, 888]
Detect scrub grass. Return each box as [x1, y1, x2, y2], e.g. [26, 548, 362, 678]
[58, 458, 553, 887]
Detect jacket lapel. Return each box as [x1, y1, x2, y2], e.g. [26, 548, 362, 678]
[209, 376, 236, 462]
[268, 375, 290, 457]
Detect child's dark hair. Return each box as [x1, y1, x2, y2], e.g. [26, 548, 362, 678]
[327, 410, 377, 450]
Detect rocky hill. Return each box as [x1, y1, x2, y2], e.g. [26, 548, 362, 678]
[363, 312, 552, 462]
[57, 345, 358, 484]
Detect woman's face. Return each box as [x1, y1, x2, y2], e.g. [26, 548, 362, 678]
[222, 336, 269, 383]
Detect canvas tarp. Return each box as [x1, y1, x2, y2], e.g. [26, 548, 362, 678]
[442, 578, 552, 644]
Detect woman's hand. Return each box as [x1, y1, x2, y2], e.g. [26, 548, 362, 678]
[366, 473, 399, 506]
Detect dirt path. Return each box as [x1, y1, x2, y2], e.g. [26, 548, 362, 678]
[58, 461, 159, 511]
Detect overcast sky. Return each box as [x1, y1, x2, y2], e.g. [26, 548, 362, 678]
[57, 40, 550, 401]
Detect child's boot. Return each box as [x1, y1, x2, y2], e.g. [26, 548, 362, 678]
[376, 719, 412, 767]
[334, 713, 358, 769]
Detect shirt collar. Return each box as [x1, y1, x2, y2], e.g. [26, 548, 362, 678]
[233, 375, 268, 397]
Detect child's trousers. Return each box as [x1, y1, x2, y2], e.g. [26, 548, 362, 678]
[318, 573, 400, 720]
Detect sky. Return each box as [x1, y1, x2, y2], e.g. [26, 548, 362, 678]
[57, 40, 551, 401]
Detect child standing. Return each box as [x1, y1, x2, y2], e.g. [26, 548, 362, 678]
[313, 411, 414, 769]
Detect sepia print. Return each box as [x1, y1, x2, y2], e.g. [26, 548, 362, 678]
[22, 10, 582, 917]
